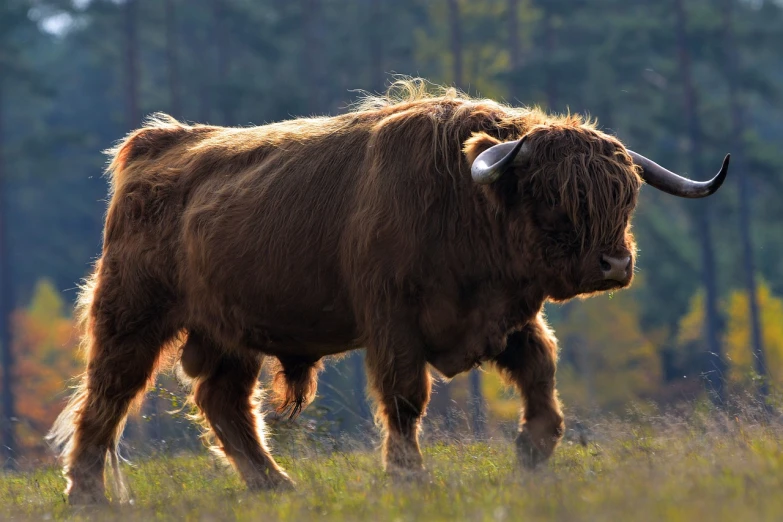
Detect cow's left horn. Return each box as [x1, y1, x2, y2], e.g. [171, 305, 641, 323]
[628, 151, 730, 198]
[471, 138, 530, 184]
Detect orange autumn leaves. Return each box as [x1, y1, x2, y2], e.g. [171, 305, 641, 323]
[10, 279, 81, 459]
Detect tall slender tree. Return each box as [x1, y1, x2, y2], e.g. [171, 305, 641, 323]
[0, 0, 39, 470]
[368, 0, 385, 93]
[212, 0, 233, 125]
[303, 0, 323, 114]
[447, 0, 485, 436]
[125, 0, 162, 443]
[165, 0, 182, 118]
[673, 0, 726, 403]
[542, 1, 558, 109]
[507, 0, 521, 101]
[446, 0, 463, 88]
[0, 56, 17, 471]
[721, 0, 768, 401]
[124, 0, 140, 127]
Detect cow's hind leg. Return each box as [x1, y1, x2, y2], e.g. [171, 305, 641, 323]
[365, 326, 431, 473]
[48, 269, 178, 505]
[191, 345, 293, 490]
[493, 314, 565, 469]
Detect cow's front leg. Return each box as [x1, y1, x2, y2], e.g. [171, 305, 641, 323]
[493, 313, 564, 469]
[364, 324, 431, 473]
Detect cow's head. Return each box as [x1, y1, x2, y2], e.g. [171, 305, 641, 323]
[464, 120, 729, 301]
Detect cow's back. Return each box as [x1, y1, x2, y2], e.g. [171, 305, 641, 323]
[174, 118, 374, 350]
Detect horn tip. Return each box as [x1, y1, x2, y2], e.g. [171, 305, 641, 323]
[719, 153, 730, 177]
[706, 153, 731, 196]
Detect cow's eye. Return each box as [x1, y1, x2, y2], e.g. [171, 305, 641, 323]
[537, 207, 572, 233]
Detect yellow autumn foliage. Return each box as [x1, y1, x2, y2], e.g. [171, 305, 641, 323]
[677, 281, 783, 388]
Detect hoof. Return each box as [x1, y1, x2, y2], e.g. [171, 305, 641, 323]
[515, 430, 548, 470]
[68, 487, 109, 506]
[385, 464, 429, 485]
[247, 471, 296, 492]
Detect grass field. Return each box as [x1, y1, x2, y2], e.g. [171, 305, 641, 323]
[2, 407, 783, 521]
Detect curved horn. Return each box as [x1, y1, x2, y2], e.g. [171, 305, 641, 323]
[471, 138, 529, 184]
[628, 151, 730, 198]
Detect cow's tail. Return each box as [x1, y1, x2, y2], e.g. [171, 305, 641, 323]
[269, 358, 324, 419]
[108, 443, 129, 503]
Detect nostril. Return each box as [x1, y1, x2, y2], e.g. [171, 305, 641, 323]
[601, 254, 632, 281]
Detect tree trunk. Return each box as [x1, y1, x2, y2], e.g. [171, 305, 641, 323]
[124, 0, 140, 128]
[368, 0, 384, 92]
[165, 0, 182, 118]
[508, 0, 521, 101]
[673, 0, 726, 404]
[212, 0, 233, 125]
[126, 0, 161, 444]
[468, 370, 486, 437]
[0, 72, 18, 470]
[448, 0, 485, 436]
[194, 4, 211, 123]
[721, 0, 768, 401]
[447, 0, 463, 88]
[302, 0, 323, 114]
[542, 3, 558, 109]
[351, 352, 371, 427]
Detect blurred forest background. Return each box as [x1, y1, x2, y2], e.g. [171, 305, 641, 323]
[1, 0, 783, 470]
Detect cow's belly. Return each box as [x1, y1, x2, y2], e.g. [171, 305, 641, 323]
[239, 302, 360, 355]
[185, 295, 359, 356]
[419, 289, 523, 378]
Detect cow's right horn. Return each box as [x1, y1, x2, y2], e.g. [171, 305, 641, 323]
[628, 150, 730, 198]
[471, 138, 529, 184]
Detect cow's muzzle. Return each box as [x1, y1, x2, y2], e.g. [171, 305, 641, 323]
[600, 254, 631, 282]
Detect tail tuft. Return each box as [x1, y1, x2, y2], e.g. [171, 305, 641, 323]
[269, 358, 323, 419]
[45, 270, 100, 465]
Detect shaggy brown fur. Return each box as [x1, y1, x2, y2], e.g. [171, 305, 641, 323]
[49, 79, 645, 504]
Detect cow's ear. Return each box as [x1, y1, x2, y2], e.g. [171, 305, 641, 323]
[463, 132, 501, 166]
[464, 132, 520, 209]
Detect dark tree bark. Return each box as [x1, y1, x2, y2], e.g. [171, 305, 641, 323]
[447, 0, 463, 88]
[509, 0, 520, 70]
[0, 71, 18, 470]
[126, 0, 161, 443]
[302, 0, 323, 114]
[447, 0, 485, 436]
[542, 3, 558, 109]
[468, 368, 486, 437]
[673, 0, 726, 404]
[124, 0, 140, 128]
[165, 0, 182, 118]
[212, 0, 233, 125]
[508, 0, 521, 101]
[721, 0, 768, 401]
[197, 46, 211, 120]
[368, 0, 385, 92]
[351, 352, 371, 426]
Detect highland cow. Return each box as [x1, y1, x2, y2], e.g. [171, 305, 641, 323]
[48, 80, 729, 504]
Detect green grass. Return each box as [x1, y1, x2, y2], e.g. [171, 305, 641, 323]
[3, 412, 783, 521]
